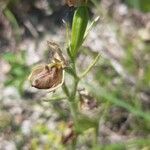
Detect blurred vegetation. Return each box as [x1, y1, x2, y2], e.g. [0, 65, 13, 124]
[125, 0, 150, 12]
[0, 0, 150, 149]
[2, 51, 30, 94]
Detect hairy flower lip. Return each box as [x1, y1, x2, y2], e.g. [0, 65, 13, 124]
[28, 41, 67, 91]
[28, 63, 64, 91]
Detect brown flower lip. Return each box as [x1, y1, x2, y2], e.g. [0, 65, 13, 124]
[28, 63, 64, 90]
[28, 41, 66, 91]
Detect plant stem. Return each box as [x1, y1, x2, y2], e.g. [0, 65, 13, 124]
[69, 101, 78, 126]
[62, 82, 70, 98]
[69, 62, 79, 126]
[71, 78, 79, 101]
[63, 59, 79, 127]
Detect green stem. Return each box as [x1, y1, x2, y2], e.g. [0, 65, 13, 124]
[69, 101, 78, 127]
[79, 53, 100, 79]
[62, 82, 70, 98]
[69, 62, 79, 125]
[62, 68, 79, 126]
[95, 124, 99, 146]
[71, 78, 79, 101]
[62, 80, 79, 126]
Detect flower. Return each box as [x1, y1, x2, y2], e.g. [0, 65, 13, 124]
[28, 41, 66, 91]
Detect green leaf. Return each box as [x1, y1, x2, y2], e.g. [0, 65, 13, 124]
[70, 6, 89, 59]
[84, 16, 100, 41]
[79, 53, 100, 79]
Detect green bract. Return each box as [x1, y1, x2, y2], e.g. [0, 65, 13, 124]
[70, 6, 89, 59]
